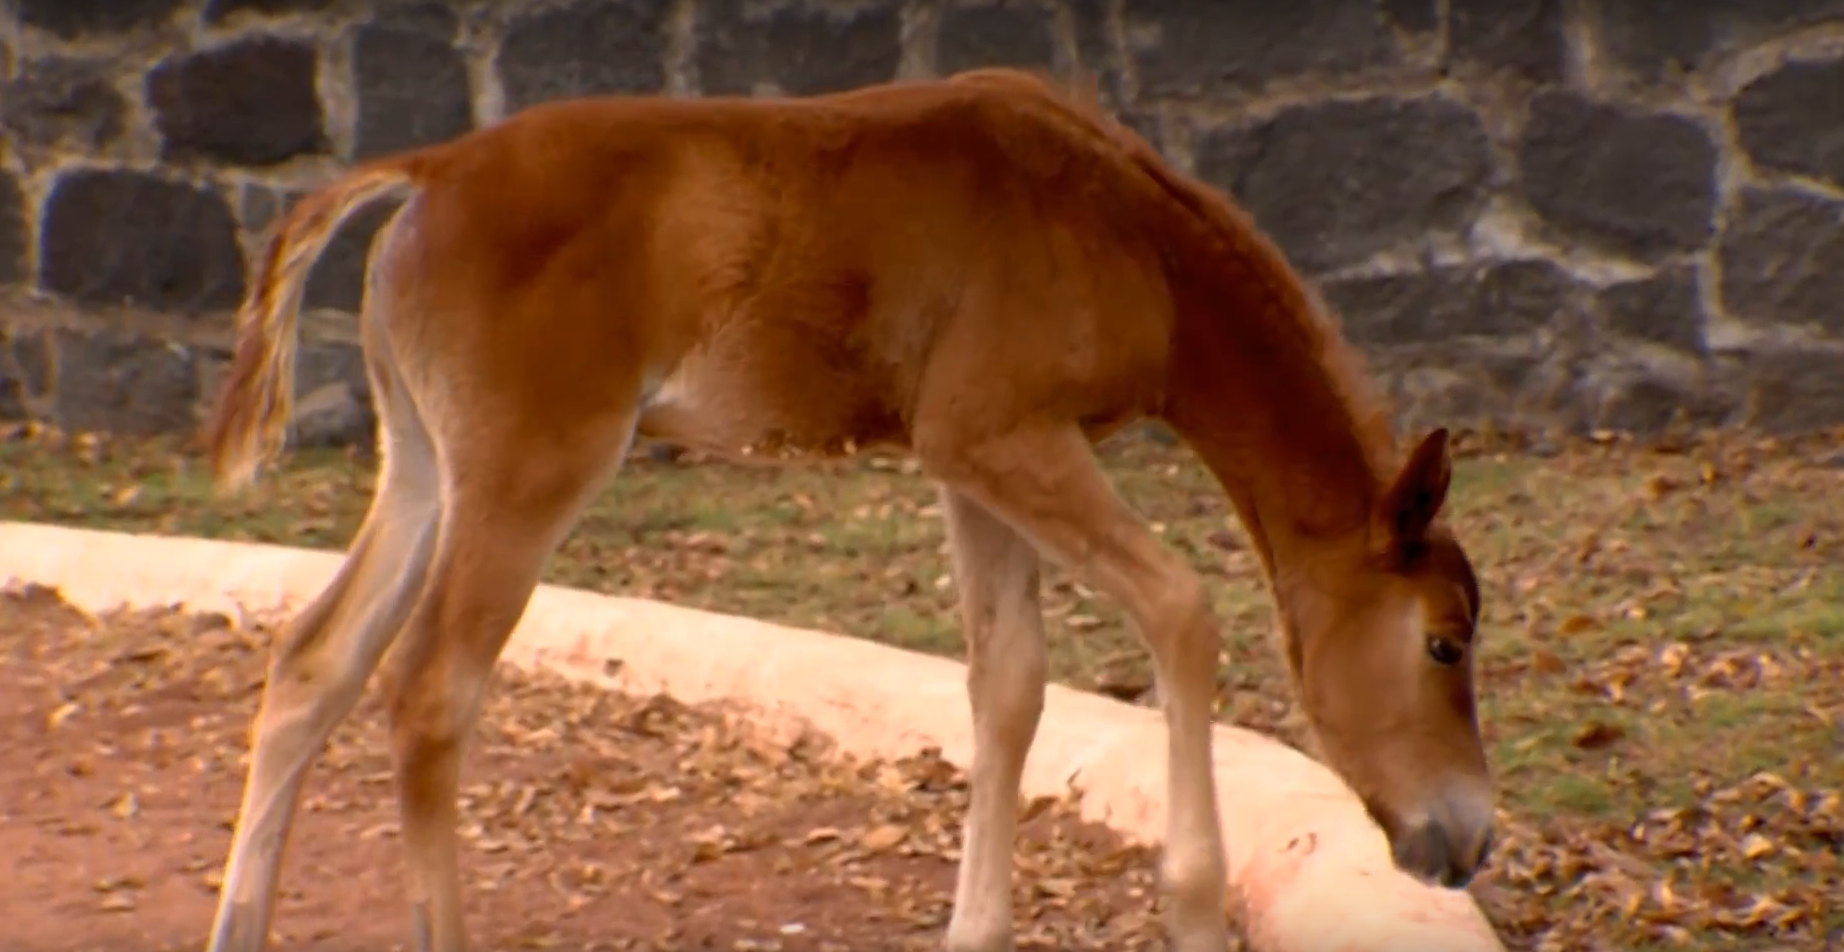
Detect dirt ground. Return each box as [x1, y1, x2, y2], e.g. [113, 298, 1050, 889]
[0, 583, 1192, 952]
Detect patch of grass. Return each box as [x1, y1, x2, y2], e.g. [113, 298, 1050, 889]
[1, 423, 1840, 950]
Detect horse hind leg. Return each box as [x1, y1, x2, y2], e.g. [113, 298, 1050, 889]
[938, 487, 1049, 952]
[205, 326, 445, 952]
[375, 402, 640, 952]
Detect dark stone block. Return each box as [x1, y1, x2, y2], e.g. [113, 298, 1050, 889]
[1593, 372, 1727, 434]
[1598, 0, 1844, 81]
[18, 0, 184, 39]
[194, 338, 375, 447]
[1319, 259, 1574, 347]
[0, 379, 21, 422]
[1451, 259, 1580, 338]
[1595, 0, 1713, 79]
[1447, 0, 1567, 84]
[10, 330, 51, 398]
[1717, 186, 1844, 335]
[498, 0, 671, 112]
[1380, 0, 1438, 33]
[1125, 0, 1399, 98]
[0, 58, 129, 152]
[1733, 55, 1844, 190]
[38, 168, 246, 315]
[147, 36, 327, 168]
[0, 348, 26, 422]
[0, 172, 26, 286]
[202, 0, 337, 22]
[0, 329, 51, 421]
[304, 200, 403, 313]
[1593, 266, 1706, 354]
[49, 328, 198, 435]
[1371, 338, 1585, 434]
[1195, 94, 1492, 272]
[937, 1, 1058, 75]
[11, 328, 52, 407]
[292, 342, 376, 447]
[373, 1, 460, 38]
[1518, 91, 1717, 261]
[696, 2, 902, 97]
[1116, 109, 1164, 155]
[1731, 348, 1844, 434]
[1068, 0, 1123, 102]
[352, 23, 473, 159]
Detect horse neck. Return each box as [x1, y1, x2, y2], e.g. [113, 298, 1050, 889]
[1158, 250, 1396, 575]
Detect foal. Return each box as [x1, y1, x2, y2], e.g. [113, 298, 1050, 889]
[200, 68, 1493, 952]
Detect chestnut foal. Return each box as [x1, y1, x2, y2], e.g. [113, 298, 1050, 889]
[200, 68, 1492, 952]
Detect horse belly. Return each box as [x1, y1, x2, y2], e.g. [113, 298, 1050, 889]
[634, 346, 908, 463]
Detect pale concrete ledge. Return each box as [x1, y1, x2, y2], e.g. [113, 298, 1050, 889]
[0, 520, 1505, 952]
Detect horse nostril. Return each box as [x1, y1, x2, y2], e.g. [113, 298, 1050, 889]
[1435, 822, 1493, 890]
[1390, 819, 1492, 889]
[1473, 825, 1496, 868]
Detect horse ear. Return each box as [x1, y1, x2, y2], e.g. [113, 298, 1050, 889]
[1374, 427, 1452, 556]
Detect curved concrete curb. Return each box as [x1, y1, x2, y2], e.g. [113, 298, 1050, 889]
[0, 520, 1505, 952]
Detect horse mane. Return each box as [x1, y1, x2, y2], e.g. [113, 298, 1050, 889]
[950, 67, 1405, 485]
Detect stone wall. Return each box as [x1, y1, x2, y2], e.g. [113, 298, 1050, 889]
[2, 0, 1843, 446]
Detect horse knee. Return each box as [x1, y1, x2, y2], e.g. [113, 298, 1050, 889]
[1139, 572, 1217, 668]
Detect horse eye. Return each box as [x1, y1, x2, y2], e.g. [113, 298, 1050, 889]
[1427, 636, 1465, 666]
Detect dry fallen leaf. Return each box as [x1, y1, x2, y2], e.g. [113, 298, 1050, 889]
[1530, 650, 1567, 676]
[859, 824, 908, 852]
[106, 791, 139, 820]
[1572, 721, 1626, 750]
[1556, 613, 1599, 637]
